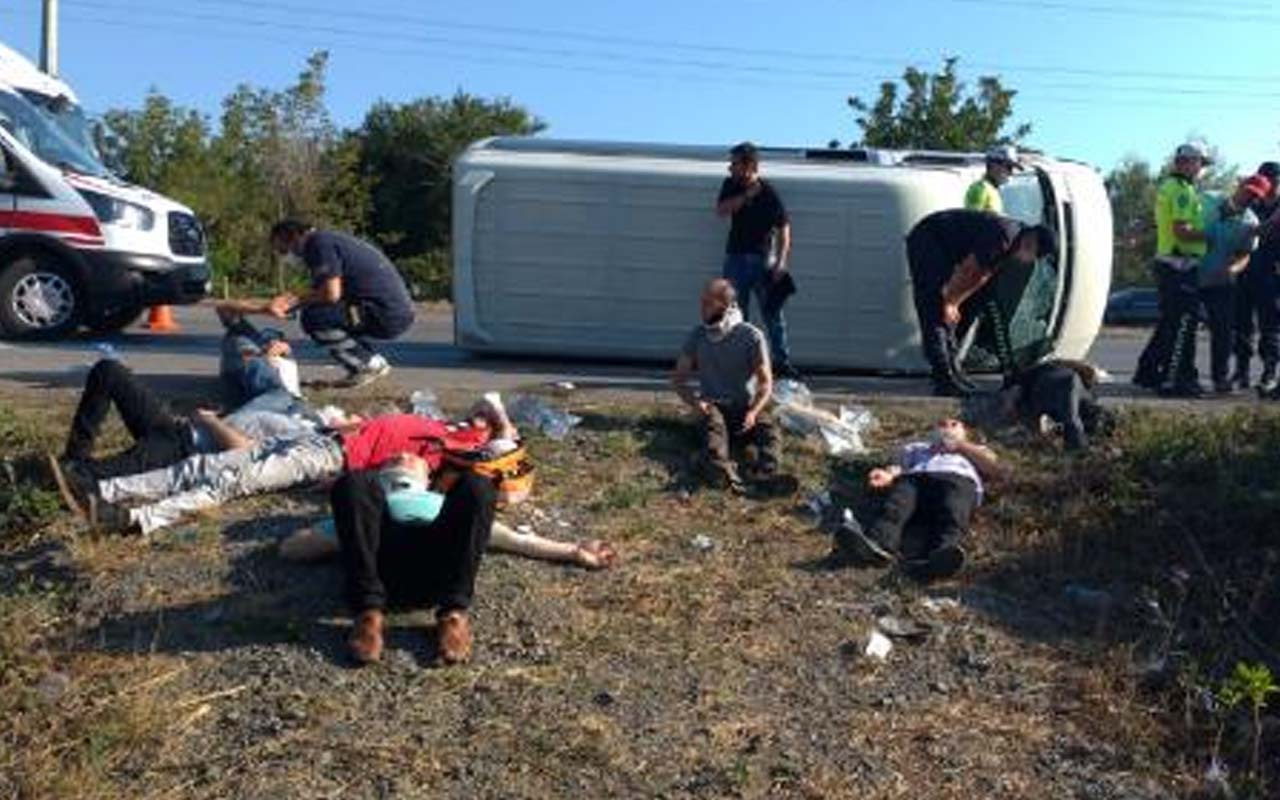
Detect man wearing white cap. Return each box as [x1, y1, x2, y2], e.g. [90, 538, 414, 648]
[1134, 142, 1211, 396]
[964, 145, 1022, 214]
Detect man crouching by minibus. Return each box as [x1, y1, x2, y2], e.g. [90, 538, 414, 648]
[332, 453, 496, 666]
[672, 278, 797, 497]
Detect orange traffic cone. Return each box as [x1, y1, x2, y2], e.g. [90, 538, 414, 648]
[145, 305, 180, 332]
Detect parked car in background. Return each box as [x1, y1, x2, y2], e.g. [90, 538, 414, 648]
[1104, 288, 1160, 325]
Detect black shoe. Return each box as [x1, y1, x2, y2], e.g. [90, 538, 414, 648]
[1213, 380, 1236, 396]
[832, 518, 895, 567]
[1230, 367, 1251, 390]
[1132, 372, 1164, 391]
[905, 543, 966, 581]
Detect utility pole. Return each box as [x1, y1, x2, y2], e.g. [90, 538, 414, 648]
[40, 0, 59, 76]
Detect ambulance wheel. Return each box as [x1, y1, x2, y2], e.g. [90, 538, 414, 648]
[0, 251, 83, 338]
[87, 304, 145, 334]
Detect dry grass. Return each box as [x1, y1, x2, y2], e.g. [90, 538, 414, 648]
[0, 384, 1278, 797]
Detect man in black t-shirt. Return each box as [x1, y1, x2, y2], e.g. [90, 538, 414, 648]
[905, 209, 1056, 396]
[715, 142, 797, 378]
[267, 220, 416, 388]
[1233, 162, 1280, 391]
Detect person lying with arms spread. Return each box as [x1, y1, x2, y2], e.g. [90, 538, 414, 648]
[833, 418, 1001, 581]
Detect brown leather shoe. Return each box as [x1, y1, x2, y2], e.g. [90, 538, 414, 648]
[436, 610, 472, 665]
[349, 609, 385, 664]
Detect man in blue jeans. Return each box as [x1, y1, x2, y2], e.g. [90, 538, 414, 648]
[715, 142, 798, 379]
[267, 220, 416, 388]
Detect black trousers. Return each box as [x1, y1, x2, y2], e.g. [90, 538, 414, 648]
[300, 300, 414, 375]
[868, 473, 978, 559]
[906, 233, 961, 383]
[1136, 262, 1199, 387]
[1020, 364, 1110, 450]
[1237, 263, 1280, 371]
[1201, 284, 1236, 385]
[63, 360, 194, 481]
[330, 470, 495, 615]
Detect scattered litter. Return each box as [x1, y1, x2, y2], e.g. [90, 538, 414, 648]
[919, 596, 961, 614]
[556, 520, 571, 529]
[690, 534, 715, 552]
[516, 524, 534, 536]
[1203, 759, 1232, 798]
[551, 381, 576, 392]
[315, 405, 351, 427]
[409, 389, 444, 419]
[508, 395, 582, 440]
[863, 630, 893, 661]
[875, 614, 931, 641]
[774, 384, 875, 456]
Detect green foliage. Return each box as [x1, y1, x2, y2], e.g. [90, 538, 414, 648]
[1105, 156, 1158, 288]
[1220, 662, 1278, 713]
[101, 62, 542, 299]
[357, 92, 544, 259]
[845, 58, 1030, 150]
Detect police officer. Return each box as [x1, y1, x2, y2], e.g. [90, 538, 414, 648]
[905, 209, 1057, 396]
[1232, 161, 1280, 390]
[1134, 143, 1210, 396]
[964, 145, 1022, 214]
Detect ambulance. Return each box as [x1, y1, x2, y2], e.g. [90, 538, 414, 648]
[0, 42, 207, 337]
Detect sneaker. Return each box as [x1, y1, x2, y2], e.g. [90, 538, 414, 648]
[905, 543, 966, 581]
[832, 518, 895, 567]
[1131, 372, 1163, 391]
[437, 610, 472, 665]
[349, 609, 385, 665]
[339, 356, 392, 389]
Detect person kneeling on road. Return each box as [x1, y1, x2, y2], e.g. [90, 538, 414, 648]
[331, 454, 496, 666]
[833, 418, 1000, 580]
[265, 219, 416, 389]
[987, 359, 1115, 451]
[672, 278, 796, 496]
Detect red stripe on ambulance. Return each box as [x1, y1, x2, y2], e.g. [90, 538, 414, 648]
[0, 210, 103, 242]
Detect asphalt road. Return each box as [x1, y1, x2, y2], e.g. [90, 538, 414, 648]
[0, 303, 1220, 404]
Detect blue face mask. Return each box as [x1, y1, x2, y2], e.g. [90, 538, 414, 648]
[384, 488, 445, 525]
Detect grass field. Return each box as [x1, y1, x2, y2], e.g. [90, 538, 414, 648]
[2, 379, 1279, 799]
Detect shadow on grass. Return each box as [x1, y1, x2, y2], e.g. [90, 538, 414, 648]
[72, 513, 458, 668]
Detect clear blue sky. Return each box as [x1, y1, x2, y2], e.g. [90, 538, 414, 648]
[3, 0, 1278, 174]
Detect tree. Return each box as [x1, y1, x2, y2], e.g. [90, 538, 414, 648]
[1106, 156, 1158, 288]
[101, 52, 370, 292]
[845, 58, 1030, 151]
[357, 92, 544, 259]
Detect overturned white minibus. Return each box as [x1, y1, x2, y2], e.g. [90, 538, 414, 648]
[452, 138, 1111, 371]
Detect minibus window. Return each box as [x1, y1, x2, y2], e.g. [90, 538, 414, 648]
[0, 90, 108, 178]
[963, 171, 1060, 369]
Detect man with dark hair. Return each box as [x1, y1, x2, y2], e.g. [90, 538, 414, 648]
[1232, 162, 1280, 390]
[267, 220, 416, 388]
[715, 143, 798, 379]
[904, 209, 1057, 395]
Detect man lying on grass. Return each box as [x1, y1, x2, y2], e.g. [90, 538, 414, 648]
[833, 418, 1000, 580]
[993, 359, 1116, 451]
[56, 397, 512, 536]
[49, 310, 316, 516]
[672, 278, 797, 497]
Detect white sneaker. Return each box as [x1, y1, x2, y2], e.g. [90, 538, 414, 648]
[341, 356, 391, 388]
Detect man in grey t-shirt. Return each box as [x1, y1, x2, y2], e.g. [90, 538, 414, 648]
[672, 278, 788, 494]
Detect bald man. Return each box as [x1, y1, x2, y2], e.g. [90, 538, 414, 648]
[672, 279, 786, 494]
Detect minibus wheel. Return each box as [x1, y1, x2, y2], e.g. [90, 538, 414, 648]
[0, 251, 83, 338]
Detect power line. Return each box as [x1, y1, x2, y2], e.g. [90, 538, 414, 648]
[62, 0, 1280, 85]
[49, 0, 1280, 101]
[940, 0, 1280, 24]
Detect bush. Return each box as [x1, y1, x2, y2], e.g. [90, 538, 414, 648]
[396, 250, 451, 302]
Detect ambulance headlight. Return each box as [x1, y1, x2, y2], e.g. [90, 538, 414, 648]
[76, 189, 155, 231]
